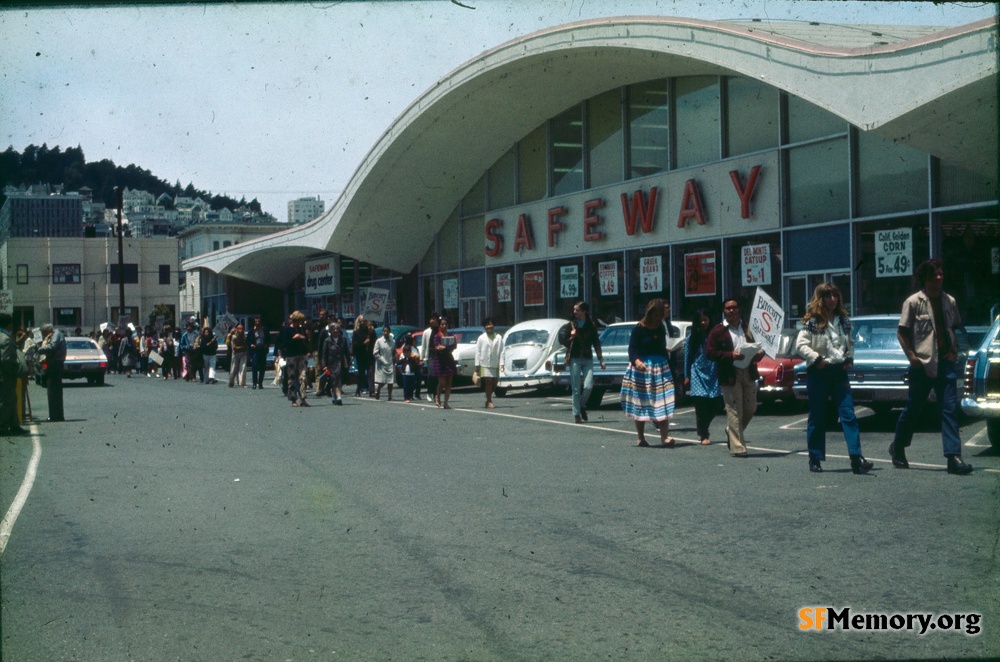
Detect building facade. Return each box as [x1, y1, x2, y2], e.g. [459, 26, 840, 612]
[1, 191, 85, 238]
[1, 236, 180, 331]
[182, 17, 999, 330]
[288, 196, 325, 225]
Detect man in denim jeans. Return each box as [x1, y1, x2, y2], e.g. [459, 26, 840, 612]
[890, 259, 972, 475]
[560, 302, 605, 424]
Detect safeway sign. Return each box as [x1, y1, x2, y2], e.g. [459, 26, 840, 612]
[748, 287, 785, 359]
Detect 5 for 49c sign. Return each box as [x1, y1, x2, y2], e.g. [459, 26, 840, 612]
[876, 228, 913, 278]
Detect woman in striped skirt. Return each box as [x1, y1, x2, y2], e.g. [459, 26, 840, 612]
[621, 298, 676, 447]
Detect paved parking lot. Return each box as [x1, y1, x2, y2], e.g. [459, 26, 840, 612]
[2, 375, 997, 660]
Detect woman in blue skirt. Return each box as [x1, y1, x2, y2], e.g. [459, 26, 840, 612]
[621, 298, 676, 447]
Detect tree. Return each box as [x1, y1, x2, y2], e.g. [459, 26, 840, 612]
[148, 303, 175, 329]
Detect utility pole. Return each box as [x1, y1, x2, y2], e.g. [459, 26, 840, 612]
[115, 187, 126, 325]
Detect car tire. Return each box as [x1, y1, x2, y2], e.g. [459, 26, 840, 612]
[988, 419, 1000, 450]
[96, 373, 105, 386]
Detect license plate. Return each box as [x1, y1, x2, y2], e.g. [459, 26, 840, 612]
[512, 359, 526, 370]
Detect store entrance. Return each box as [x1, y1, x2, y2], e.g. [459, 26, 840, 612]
[461, 297, 486, 327]
[785, 272, 851, 323]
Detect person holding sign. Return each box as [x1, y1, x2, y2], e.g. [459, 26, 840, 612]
[890, 259, 972, 475]
[795, 283, 873, 474]
[706, 299, 764, 458]
[621, 299, 675, 447]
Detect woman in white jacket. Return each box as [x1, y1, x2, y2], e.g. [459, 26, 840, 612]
[795, 282, 873, 475]
[475, 318, 503, 408]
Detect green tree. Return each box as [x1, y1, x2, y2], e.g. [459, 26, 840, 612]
[148, 303, 175, 329]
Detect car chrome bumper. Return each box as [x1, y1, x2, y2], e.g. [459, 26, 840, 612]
[961, 398, 1000, 419]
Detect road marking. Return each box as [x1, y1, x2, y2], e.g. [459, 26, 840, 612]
[386, 399, 1000, 472]
[0, 424, 41, 556]
[965, 427, 991, 448]
[780, 416, 809, 430]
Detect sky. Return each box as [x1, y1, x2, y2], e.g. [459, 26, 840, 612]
[1, 0, 995, 220]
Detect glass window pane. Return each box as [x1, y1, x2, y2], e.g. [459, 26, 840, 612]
[726, 77, 779, 156]
[419, 235, 436, 273]
[675, 76, 720, 169]
[940, 209, 1000, 325]
[854, 217, 930, 317]
[858, 132, 928, 217]
[550, 105, 584, 197]
[628, 80, 669, 179]
[461, 176, 485, 217]
[518, 125, 547, 203]
[787, 95, 846, 143]
[788, 138, 849, 226]
[588, 89, 623, 188]
[438, 209, 460, 271]
[488, 146, 516, 210]
[461, 216, 485, 268]
[937, 160, 998, 206]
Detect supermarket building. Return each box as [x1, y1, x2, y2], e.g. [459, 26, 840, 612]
[182, 15, 999, 328]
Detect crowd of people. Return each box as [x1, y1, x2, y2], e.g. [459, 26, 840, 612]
[0, 259, 977, 476]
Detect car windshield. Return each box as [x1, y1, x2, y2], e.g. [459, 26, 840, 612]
[505, 329, 549, 346]
[852, 320, 902, 351]
[776, 330, 800, 358]
[67, 340, 97, 350]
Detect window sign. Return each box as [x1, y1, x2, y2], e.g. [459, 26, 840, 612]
[304, 256, 338, 296]
[524, 271, 544, 306]
[685, 251, 717, 296]
[496, 273, 512, 303]
[875, 228, 913, 278]
[52, 264, 81, 284]
[741, 244, 771, 286]
[442, 279, 459, 309]
[560, 265, 579, 298]
[598, 261, 618, 296]
[639, 256, 662, 293]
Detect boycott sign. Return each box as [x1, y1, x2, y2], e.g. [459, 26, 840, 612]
[741, 244, 771, 286]
[875, 228, 912, 278]
[748, 287, 785, 359]
[640, 256, 662, 293]
[362, 288, 390, 324]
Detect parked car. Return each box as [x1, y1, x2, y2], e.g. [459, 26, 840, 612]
[962, 315, 1000, 448]
[756, 328, 804, 403]
[552, 320, 691, 409]
[36, 336, 108, 386]
[792, 314, 971, 414]
[497, 318, 567, 395]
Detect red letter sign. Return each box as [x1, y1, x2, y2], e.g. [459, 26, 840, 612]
[485, 218, 503, 257]
[621, 187, 658, 236]
[583, 198, 605, 242]
[677, 179, 707, 227]
[513, 214, 535, 252]
[729, 165, 762, 219]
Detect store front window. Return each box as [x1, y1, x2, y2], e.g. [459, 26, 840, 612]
[519, 125, 547, 203]
[627, 80, 669, 179]
[551, 257, 584, 320]
[725, 76, 778, 156]
[588, 89, 624, 188]
[627, 247, 671, 322]
[854, 215, 931, 316]
[940, 208, 1000, 325]
[787, 138, 849, 225]
[439, 210, 460, 271]
[786, 95, 846, 143]
[857, 132, 928, 217]
[589, 254, 625, 323]
[550, 105, 584, 197]
[517, 262, 548, 322]
[725, 233, 782, 312]
[937, 160, 997, 207]
[488, 267, 516, 326]
[674, 241, 722, 323]
[440, 273, 459, 326]
[675, 76, 720, 169]
[488, 147, 517, 211]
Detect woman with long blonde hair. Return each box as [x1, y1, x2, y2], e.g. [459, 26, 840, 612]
[795, 282, 872, 474]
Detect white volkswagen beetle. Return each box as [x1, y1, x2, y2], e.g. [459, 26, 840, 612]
[497, 318, 567, 395]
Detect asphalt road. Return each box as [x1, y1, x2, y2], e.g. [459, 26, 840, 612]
[2, 373, 998, 661]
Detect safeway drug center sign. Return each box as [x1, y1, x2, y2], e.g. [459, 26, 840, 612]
[305, 256, 339, 296]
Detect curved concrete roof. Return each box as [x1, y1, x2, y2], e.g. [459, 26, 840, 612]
[185, 15, 998, 287]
